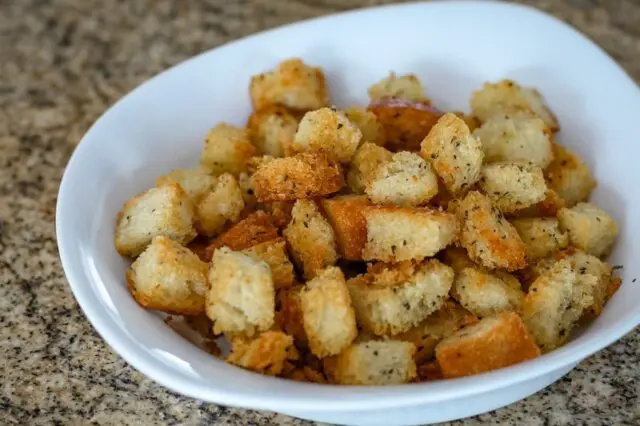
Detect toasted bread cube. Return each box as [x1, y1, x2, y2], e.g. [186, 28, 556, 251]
[195, 173, 245, 237]
[368, 72, 427, 102]
[561, 249, 613, 316]
[510, 218, 569, 261]
[346, 142, 393, 193]
[207, 210, 279, 253]
[252, 153, 344, 202]
[206, 248, 275, 337]
[264, 201, 294, 229]
[363, 206, 459, 262]
[156, 166, 217, 203]
[327, 340, 417, 385]
[558, 203, 618, 258]
[247, 105, 298, 157]
[301, 267, 358, 357]
[436, 312, 540, 378]
[365, 151, 438, 207]
[470, 80, 558, 131]
[237, 172, 257, 209]
[347, 260, 454, 336]
[201, 123, 256, 175]
[321, 195, 370, 261]
[420, 113, 484, 194]
[284, 199, 338, 279]
[345, 107, 386, 146]
[275, 286, 307, 345]
[479, 162, 547, 213]
[457, 191, 527, 271]
[126, 236, 208, 315]
[115, 183, 197, 257]
[439, 247, 476, 272]
[226, 331, 297, 376]
[545, 143, 596, 207]
[243, 238, 295, 290]
[452, 267, 524, 317]
[473, 115, 553, 168]
[509, 188, 565, 218]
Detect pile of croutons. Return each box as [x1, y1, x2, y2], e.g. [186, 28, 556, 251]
[115, 58, 620, 385]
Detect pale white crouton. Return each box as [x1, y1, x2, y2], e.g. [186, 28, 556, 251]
[247, 105, 298, 157]
[344, 107, 386, 146]
[156, 166, 217, 203]
[115, 183, 197, 257]
[558, 203, 618, 258]
[479, 162, 547, 213]
[510, 218, 569, 261]
[368, 72, 427, 102]
[201, 123, 256, 175]
[226, 331, 297, 376]
[195, 173, 245, 237]
[346, 142, 393, 193]
[545, 143, 597, 207]
[452, 267, 524, 317]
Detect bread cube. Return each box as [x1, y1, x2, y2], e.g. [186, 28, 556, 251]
[509, 188, 565, 218]
[247, 105, 298, 157]
[366, 151, 438, 207]
[457, 191, 527, 271]
[558, 202, 618, 257]
[206, 248, 275, 337]
[420, 113, 484, 194]
[201, 123, 256, 175]
[226, 331, 297, 376]
[301, 267, 358, 357]
[156, 166, 217, 203]
[510, 217, 569, 261]
[435, 312, 541, 378]
[479, 162, 547, 213]
[243, 238, 295, 290]
[452, 267, 524, 317]
[346, 142, 393, 193]
[562, 249, 614, 315]
[368, 72, 427, 102]
[236, 172, 257, 209]
[126, 236, 208, 315]
[115, 183, 197, 257]
[207, 210, 279, 253]
[284, 199, 338, 279]
[252, 152, 344, 202]
[321, 195, 370, 261]
[345, 107, 386, 146]
[347, 260, 454, 336]
[195, 173, 245, 237]
[275, 286, 307, 345]
[545, 143, 596, 207]
[362, 206, 459, 262]
[264, 201, 294, 229]
[292, 107, 362, 163]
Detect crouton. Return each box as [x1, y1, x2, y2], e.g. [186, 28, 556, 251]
[247, 105, 298, 157]
[207, 210, 279, 254]
[452, 267, 524, 317]
[560, 249, 614, 316]
[479, 162, 547, 213]
[321, 195, 370, 261]
[509, 188, 565, 218]
[252, 153, 344, 202]
[249, 58, 328, 111]
[545, 143, 596, 207]
[156, 166, 217, 203]
[347, 260, 454, 336]
[420, 113, 484, 194]
[206, 248, 275, 337]
[344, 107, 386, 146]
[195, 173, 245, 237]
[226, 331, 297, 376]
[439, 247, 476, 272]
[558, 202, 618, 258]
[457, 191, 527, 271]
[236, 172, 257, 209]
[327, 340, 417, 385]
[473, 115, 553, 168]
[510, 218, 569, 261]
[362, 206, 459, 262]
[470, 79, 558, 131]
[275, 286, 307, 345]
[284, 199, 338, 279]
[201, 123, 256, 175]
[243, 238, 295, 290]
[368, 72, 428, 102]
[115, 183, 197, 257]
[301, 267, 358, 357]
[435, 312, 541, 378]
[292, 107, 362, 163]
[126, 236, 208, 315]
[365, 151, 439, 207]
[264, 201, 294, 229]
[346, 142, 393, 193]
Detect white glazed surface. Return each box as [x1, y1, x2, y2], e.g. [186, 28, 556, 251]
[56, 1, 640, 424]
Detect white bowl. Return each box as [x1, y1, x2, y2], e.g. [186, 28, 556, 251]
[56, 1, 640, 425]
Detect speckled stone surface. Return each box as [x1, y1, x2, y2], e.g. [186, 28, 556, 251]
[1, 0, 639, 424]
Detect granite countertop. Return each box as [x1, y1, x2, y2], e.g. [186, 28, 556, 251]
[2, 0, 639, 424]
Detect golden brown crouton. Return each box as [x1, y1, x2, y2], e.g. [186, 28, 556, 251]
[249, 58, 328, 111]
[346, 142, 393, 193]
[435, 312, 541, 378]
[243, 238, 295, 290]
[366, 151, 438, 207]
[510, 217, 569, 261]
[452, 267, 524, 317]
[206, 210, 279, 255]
[344, 107, 386, 146]
[127, 236, 208, 315]
[252, 153, 344, 202]
[247, 105, 298, 157]
[420, 113, 484, 194]
[321, 195, 370, 261]
[362, 206, 459, 262]
[195, 173, 245, 237]
[115, 183, 197, 257]
[284, 199, 338, 279]
[206, 248, 275, 337]
[275, 286, 307, 345]
[558, 202, 618, 258]
[226, 331, 297, 376]
[347, 260, 454, 336]
[509, 188, 565, 218]
[545, 143, 596, 207]
[301, 267, 358, 357]
[156, 166, 217, 203]
[201, 123, 256, 175]
[457, 191, 527, 271]
[264, 201, 294, 229]
[479, 162, 547, 213]
[292, 107, 362, 163]
[368, 72, 428, 102]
